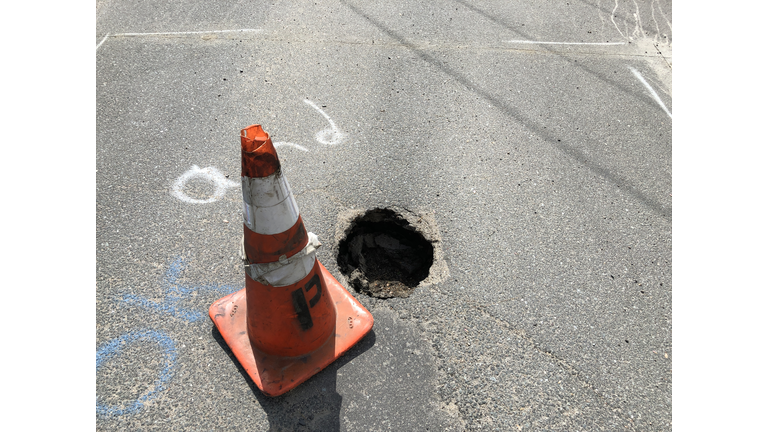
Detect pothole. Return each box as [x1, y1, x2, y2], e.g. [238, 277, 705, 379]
[337, 208, 440, 298]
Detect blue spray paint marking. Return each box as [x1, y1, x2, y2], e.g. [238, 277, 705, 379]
[96, 330, 177, 416]
[100, 256, 238, 416]
[121, 256, 239, 322]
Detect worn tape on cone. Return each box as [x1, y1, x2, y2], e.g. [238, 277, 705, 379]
[242, 232, 322, 286]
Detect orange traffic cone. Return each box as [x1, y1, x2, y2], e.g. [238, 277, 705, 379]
[209, 125, 373, 396]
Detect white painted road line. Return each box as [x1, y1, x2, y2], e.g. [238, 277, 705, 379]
[505, 40, 626, 46]
[628, 66, 672, 119]
[96, 34, 109, 51]
[97, 29, 262, 52]
[109, 29, 263, 37]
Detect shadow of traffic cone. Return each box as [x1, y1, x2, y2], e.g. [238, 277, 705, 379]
[209, 124, 374, 396]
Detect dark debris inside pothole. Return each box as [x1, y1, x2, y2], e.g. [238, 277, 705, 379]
[337, 208, 434, 298]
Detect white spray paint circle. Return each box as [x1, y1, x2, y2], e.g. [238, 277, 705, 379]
[171, 165, 239, 204]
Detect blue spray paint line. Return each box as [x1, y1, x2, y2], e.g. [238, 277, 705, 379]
[96, 330, 177, 417]
[120, 256, 240, 322]
[120, 294, 204, 321]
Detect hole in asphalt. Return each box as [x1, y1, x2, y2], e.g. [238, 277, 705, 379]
[337, 208, 433, 298]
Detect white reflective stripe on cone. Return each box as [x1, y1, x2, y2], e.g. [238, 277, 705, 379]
[243, 196, 300, 235]
[263, 253, 316, 286]
[242, 171, 293, 207]
[242, 171, 301, 234]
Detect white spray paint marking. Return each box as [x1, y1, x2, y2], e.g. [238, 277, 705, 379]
[96, 34, 109, 51]
[304, 99, 345, 145]
[505, 40, 625, 46]
[110, 29, 262, 37]
[273, 142, 309, 152]
[612, 0, 627, 39]
[650, 0, 662, 40]
[597, 0, 608, 35]
[631, 0, 643, 39]
[599, 0, 671, 46]
[628, 66, 672, 119]
[654, 0, 673, 35]
[172, 165, 239, 204]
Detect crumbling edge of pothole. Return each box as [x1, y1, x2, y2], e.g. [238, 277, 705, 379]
[333, 206, 450, 294]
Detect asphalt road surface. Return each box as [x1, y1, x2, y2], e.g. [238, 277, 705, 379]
[96, 0, 672, 430]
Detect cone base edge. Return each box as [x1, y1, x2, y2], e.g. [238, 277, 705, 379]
[208, 261, 374, 397]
